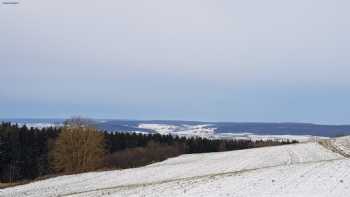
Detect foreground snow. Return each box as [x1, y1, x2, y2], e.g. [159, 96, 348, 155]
[2, 142, 348, 197]
[321, 136, 350, 157]
[108, 159, 350, 197]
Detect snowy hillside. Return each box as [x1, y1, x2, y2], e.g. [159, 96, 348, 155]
[333, 136, 350, 155]
[2, 141, 349, 197]
[138, 123, 320, 142]
[138, 123, 216, 138]
[320, 136, 350, 157]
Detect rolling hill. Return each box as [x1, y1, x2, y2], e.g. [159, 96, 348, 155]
[2, 137, 350, 197]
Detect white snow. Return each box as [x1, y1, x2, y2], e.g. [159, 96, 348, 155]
[214, 133, 323, 142]
[1, 142, 347, 197]
[138, 123, 181, 135]
[138, 123, 323, 142]
[138, 124, 216, 138]
[325, 136, 350, 156]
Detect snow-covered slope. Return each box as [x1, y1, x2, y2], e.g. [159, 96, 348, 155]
[2, 142, 347, 197]
[138, 123, 320, 142]
[320, 136, 350, 157]
[138, 123, 216, 137]
[107, 159, 350, 197]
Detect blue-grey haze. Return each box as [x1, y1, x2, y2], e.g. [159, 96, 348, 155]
[0, 0, 349, 124]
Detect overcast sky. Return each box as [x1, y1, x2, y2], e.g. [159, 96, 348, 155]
[0, 0, 349, 124]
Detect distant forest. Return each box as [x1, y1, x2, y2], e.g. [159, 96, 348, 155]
[0, 122, 296, 183]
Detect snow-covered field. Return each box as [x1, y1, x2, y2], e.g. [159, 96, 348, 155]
[138, 123, 216, 138]
[2, 140, 349, 197]
[138, 123, 322, 142]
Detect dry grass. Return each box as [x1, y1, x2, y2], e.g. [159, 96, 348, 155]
[0, 181, 28, 189]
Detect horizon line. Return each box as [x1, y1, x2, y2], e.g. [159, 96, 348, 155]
[1, 117, 350, 126]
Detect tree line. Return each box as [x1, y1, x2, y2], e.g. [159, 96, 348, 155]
[0, 120, 297, 183]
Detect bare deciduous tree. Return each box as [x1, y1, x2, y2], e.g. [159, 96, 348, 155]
[51, 118, 105, 173]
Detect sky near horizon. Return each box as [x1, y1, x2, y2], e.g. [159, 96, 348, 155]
[0, 0, 349, 124]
